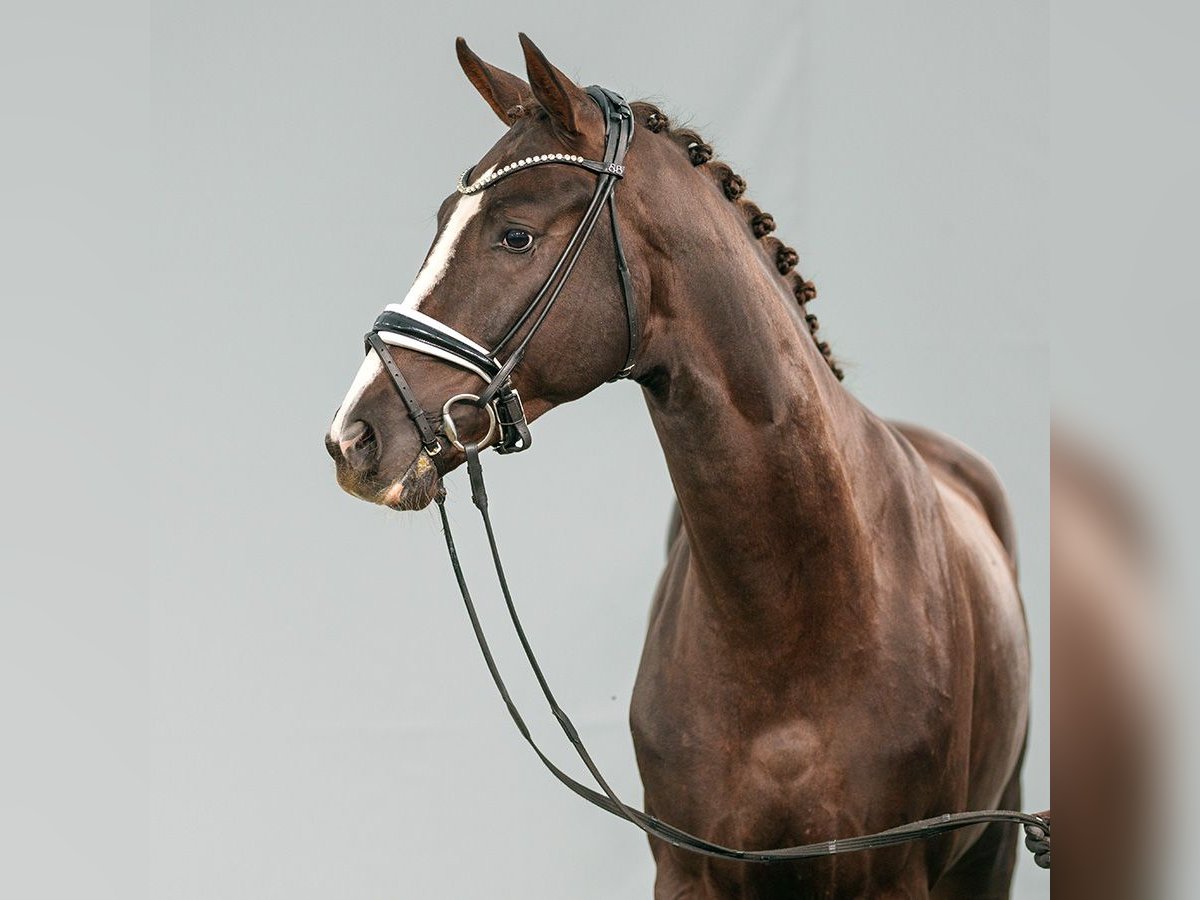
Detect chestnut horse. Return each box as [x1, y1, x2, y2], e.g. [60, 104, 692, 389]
[326, 34, 1030, 899]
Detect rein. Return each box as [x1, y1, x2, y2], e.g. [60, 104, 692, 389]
[363, 86, 1050, 871]
[434, 445, 1050, 869]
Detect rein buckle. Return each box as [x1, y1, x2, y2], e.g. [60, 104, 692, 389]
[494, 387, 532, 455]
[495, 387, 526, 428]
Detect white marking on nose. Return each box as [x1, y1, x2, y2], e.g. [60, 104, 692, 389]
[332, 166, 494, 443]
[330, 352, 383, 441]
[400, 168, 493, 310]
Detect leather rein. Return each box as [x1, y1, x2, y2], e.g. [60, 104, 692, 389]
[360, 87, 1050, 870]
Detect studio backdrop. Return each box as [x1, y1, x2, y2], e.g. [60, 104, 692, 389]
[144, 2, 1048, 897]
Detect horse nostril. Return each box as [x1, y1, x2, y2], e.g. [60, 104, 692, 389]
[338, 419, 367, 454]
[337, 419, 379, 472]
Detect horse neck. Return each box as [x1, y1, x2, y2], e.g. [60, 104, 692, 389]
[635, 194, 885, 635]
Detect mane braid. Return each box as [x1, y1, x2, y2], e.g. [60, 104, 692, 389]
[630, 101, 844, 381]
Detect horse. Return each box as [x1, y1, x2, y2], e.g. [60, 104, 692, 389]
[326, 33, 1031, 899]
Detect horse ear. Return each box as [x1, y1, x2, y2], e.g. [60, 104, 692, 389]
[456, 37, 531, 125]
[518, 33, 597, 137]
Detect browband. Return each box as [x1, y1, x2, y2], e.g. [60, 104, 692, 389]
[457, 152, 625, 195]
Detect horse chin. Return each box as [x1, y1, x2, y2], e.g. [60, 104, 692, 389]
[379, 451, 443, 511]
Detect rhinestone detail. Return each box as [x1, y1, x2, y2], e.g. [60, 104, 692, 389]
[456, 152, 592, 195]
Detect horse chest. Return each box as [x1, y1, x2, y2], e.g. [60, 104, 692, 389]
[630, 604, 843, 846]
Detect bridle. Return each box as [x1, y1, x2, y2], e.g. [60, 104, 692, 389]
[364, 85, 637, 458]
[358, 87, 1051, 870]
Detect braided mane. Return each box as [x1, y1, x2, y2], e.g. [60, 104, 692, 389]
[631, 102, 844, 381]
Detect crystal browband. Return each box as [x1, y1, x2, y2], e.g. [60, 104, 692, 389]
[457, 153, 625, 195]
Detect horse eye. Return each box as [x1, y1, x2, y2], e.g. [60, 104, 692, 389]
[501, 228, 534, 252]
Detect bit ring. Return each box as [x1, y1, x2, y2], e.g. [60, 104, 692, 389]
[442, 394, 498, 452]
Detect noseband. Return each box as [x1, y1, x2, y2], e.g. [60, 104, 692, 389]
[364, 85, 637, 457]
[356, 86, 1050, 870]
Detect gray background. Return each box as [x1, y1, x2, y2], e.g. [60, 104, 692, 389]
[4, 1, 1048, 897]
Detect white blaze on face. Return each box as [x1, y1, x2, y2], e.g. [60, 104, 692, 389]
[400, 170, 491, 310]
[330, 170, 491, 443]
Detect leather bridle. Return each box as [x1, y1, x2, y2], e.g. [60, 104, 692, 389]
[364, 85, 637, 458]
[359, 86, 1051, 870]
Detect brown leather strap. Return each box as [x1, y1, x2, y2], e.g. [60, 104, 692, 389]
[365, 333, 441, 457]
